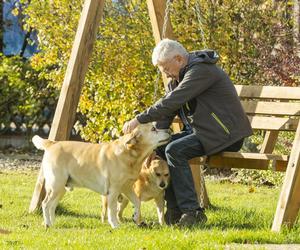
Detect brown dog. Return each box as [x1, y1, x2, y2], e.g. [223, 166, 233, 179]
[32, 123, 170, 228]
[101, 152, 170, 225]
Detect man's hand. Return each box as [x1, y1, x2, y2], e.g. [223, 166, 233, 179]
[122, 118, 140, 134]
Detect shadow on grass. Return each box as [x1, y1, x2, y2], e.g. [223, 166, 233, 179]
[55, 204, 100, 220]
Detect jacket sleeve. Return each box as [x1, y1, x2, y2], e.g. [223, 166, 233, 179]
[136, 64, 217, 123]
[154, 115, 176, 129]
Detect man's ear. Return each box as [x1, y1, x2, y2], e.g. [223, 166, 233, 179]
[124, 130, 141, 150]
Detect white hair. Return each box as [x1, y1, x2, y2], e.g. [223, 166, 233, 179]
[152, 39, 188, 66]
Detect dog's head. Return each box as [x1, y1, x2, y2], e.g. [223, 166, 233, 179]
[144, 153, 170, 190]
[123, 123, 170, 151]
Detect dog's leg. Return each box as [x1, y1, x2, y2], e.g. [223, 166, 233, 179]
[107, 190, 119, 229]
[122, 189, 141, 225]
[154, 193, 165, 225]
[42, 181, 66, 227]
[101, 195, 108, 223]
[48, 188, 66, 225]
[117, 194, 129, 222]
[42, 190, 52, 227]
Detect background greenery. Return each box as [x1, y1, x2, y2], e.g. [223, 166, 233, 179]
[1, 0, 300, 185]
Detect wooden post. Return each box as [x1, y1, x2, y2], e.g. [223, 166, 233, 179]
[147, 0, 210, 208]
[29, 0, 105, 212]
[272, 122, 300, 231]
[146, 0, 175, 89]
[260, 131, 279, 170]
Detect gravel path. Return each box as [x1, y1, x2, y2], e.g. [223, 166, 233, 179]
[0, 153, 42, 171]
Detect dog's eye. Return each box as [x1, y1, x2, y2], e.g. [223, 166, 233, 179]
[156, 173, 161, 177]
[151, 126, 156, 131]
[164, 174, 169, 177]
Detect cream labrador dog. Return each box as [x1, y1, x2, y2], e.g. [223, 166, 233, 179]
[32, 123, 170, 229]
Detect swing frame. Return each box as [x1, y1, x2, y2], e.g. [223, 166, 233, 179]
[29, 0, 300, 232]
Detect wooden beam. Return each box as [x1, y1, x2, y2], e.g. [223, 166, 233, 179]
[248, 116, 298, 131]
[146, 0, 175, 88]
[146, 0, 210, 208]
[208, 157, 270, 170]
[260, 131, 279, 170]
[260, 131, 279, 154]
[212, 152, 289, 161]
[272, 122, 300, 231]
[189, 158, 210, 208]
[146, 0, 175, 44]
[29, 0, 105, 213]
[241, 101, 300, 116]
[235, 85, 300, 100]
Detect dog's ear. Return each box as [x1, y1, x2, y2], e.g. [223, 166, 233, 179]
[143, 151, 157, 168]
[124, 130, 141, 150]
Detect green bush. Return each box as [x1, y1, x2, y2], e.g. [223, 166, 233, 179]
[0, 54, 58, 133]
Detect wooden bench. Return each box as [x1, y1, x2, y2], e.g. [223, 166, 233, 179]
[175, 84, 300, 232]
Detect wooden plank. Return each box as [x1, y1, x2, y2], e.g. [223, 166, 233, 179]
[272, 122, 300, 231]
[241, 101, 300, 116]
[248, 116, 298, 131]
[146, 0, 175, 44]
[208, 157, 270, 170]
[175, 115, 299, 131]
[29, 0, 105, 213]
[147, 0, 175, 88]
[147, 0, 210, 207]
[273, 160, 288, 172]
[215, 152, 289, 161]
[235, 85, 300, 100]
[260, 131, 279, 154]
[189, 158, 210, 208]
[260, 131, 279, 170]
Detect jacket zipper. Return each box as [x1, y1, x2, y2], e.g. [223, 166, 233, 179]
[185, 103, 190, 111]
[211, 112, 230, 135]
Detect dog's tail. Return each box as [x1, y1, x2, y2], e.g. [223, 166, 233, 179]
[32, 135, 56, 150]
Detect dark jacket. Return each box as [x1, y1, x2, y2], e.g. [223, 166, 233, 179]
[136, 50, 253, 155]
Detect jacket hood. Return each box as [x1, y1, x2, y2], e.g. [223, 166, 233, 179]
[179, 49, 219, 81]
[189, 49, 219, 64]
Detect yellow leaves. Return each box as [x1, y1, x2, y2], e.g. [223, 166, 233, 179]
[248, 186, 255, 193]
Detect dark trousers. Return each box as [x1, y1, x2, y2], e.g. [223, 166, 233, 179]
[156, 130, 243, 213]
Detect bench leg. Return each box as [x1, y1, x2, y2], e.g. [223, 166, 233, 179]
[272, 126, 300, 231]
[189, 159, 210, 208]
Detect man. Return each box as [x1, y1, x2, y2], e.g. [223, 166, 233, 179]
[123, 39, 252, 226]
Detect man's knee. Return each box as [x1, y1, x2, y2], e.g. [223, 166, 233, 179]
[165, 143, 182, 159]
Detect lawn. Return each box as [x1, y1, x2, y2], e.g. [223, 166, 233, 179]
[1, 169, 300, 249]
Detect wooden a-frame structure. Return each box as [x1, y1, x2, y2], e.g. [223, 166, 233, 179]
[29, 0, 300, 231]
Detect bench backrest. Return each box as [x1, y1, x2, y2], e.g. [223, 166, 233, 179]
[235, 85, 300, 131]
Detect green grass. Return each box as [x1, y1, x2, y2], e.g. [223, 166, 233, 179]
[1, 170, 300, 250]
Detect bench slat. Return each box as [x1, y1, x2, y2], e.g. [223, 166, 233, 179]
[208, 153, 289, 171]
[213, 152, 289, 161]
[248, 116, 298, 131]
[235, 85, 300, 100]
[242, 101, 300, 116]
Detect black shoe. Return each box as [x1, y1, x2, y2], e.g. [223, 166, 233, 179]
[178, 209, 207, 227]
[164, 208, 182, 225]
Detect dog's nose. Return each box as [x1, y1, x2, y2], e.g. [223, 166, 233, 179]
[159, 182, 166, 188]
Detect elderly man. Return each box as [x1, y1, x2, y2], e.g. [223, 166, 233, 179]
[123, 39, 252, 227]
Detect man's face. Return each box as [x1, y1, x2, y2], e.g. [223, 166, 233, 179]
[157, 55, 185, 81]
